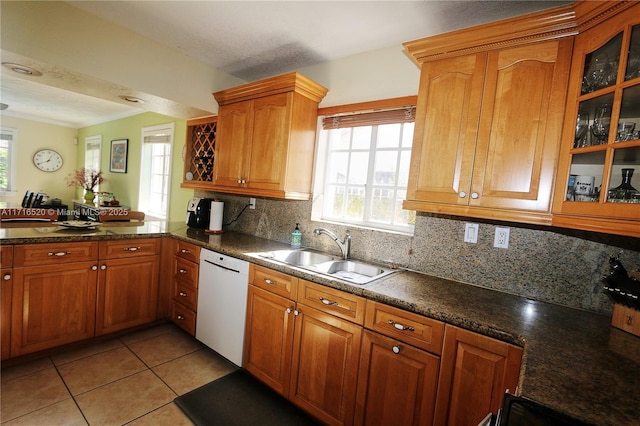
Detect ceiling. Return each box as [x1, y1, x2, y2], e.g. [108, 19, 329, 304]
[1, 0, 571, 128]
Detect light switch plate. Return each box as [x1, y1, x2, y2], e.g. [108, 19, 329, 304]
[464, 223, 479, 243]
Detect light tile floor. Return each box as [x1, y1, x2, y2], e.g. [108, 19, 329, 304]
[1, 323, 237, 425]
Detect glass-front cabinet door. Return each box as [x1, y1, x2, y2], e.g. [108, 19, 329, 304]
[553, 4, 640, 235]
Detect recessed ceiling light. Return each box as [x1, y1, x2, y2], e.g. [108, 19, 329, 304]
[119, 95, 145, 104]
[1, 62, 42, 77]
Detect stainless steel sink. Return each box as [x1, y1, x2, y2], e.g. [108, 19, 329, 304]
[258, 249, 397, 285]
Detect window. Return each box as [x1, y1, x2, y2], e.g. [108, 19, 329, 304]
[139, 123, 174, 219]
[85, 135, 102, 190]
[0, 128, 17, 195]
[314, 104, 416, 233]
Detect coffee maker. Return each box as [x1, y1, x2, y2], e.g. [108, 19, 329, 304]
[186, 197, 213, 228]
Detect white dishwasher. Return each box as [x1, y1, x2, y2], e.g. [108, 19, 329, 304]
[196, 249, 249, 367]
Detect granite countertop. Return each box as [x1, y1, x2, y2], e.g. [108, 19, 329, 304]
[2, 225, 638, 424]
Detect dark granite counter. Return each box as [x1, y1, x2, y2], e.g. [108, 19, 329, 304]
[3, 225, 638, 425]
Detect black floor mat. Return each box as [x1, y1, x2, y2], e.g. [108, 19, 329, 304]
[174, 369, 321, 426]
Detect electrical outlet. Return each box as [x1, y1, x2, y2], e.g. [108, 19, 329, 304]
[464, 223, 479, 243]
[494, 227, 510, 249]
[249, 198, 256, 209]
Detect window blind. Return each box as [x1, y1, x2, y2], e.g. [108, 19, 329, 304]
[321, 106, 416, 130]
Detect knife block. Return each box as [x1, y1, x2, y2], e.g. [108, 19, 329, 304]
[611, 304, 640, 337]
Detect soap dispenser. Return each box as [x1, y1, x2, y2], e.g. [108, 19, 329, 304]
[291, 223, 302, 248]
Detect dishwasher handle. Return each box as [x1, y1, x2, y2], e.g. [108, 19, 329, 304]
[203, 258, 241, 274]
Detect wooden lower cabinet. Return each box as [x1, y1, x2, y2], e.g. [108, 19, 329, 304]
[170, 240, 200, 335]
[289, 304, 362, 426]
[355, 330, 440, 426]
[244, 284, 296, 396]
[11, 261, 98, 357]
[434, 325, 523, 426]
[95, 255, 159, 335]
[2, 268, 13, 360]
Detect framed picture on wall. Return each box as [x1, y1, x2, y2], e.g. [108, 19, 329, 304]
[110, 139, 128, 173]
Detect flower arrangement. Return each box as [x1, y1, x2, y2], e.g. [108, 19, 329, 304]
[66, 168, 105, 191]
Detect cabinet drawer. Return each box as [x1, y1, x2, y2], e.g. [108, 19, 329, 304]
[99, 238, 161, 259]
[14, 242, 99, 267]
[173, 281, 198, 311]
[175, 240, 201, 263]
[171, 301, 196, 336]
[250, 264, 298, 299]
[0, 245, 13, 268]
[298, 279, 366, 325]
[365, 301, 444, 355]
[174, 257, 198, 287]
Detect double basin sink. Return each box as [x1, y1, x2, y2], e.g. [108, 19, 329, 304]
[258, 249, 397, 285]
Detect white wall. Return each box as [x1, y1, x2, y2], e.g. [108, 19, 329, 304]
[0, 116, 78, 206]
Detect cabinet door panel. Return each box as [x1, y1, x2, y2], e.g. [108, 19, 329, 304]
[96, 256, 159, 335]
[290, 305, 362, 426]
[11, 262, 97, 356]
[434, 326, 522, 426]
[473, 40, 570, 211]
[214, 100, 252, 187]
[355, 330, 439, 426]
[407, 53, 486, 205]
[2, 269, 12, 360]
[243, 285, 295, 396]
[248, 93, 291, 190]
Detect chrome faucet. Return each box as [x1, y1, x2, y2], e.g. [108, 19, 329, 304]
[313, 228, 351, 260]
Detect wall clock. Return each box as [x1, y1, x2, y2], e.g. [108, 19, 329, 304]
[33, 149, 63, 172]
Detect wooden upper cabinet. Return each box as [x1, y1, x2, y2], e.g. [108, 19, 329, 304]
[212, 72, 328, 200]
[552, 2, 640, 237]
[403, 5, 574, 225]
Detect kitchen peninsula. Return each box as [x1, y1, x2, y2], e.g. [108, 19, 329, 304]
[1, 223, 638, 425]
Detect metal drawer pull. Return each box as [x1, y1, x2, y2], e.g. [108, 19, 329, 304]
[3, 273, 11, 280]
[124, 247, 141, 251]
[179, 292, 188, 297]
[286, 307, 293, 314]
[388, 319, 415, 331]
[177, 315, 185, 320]
[48, 251, 71, 256]
[319, 297, 338, 306]
[179, 269, 188, 274]
[392, 345, 401, 354]
[180, 249, 190, 254]
[91, 266, 98, 271]
[264, 278, 278, 285]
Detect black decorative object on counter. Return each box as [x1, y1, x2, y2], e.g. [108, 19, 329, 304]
[602, 252, 640, 309]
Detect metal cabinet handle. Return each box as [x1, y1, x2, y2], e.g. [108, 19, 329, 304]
[124, 247, 141, 251]
[91, 265, 98, 271]
[3, 273, 11, 280]
[471, 192, 479, 199]
[392, 345, 401, 354]
[179, 292, 188, 297]
[180, 249, 190, 254]
[264, 278, 278, 285]
[177, 315, 185, 320]
[48, 251, 71, 256]
[179, 269, 188, 274]
[101, 264, 107, 270]
[294, 309, 300, 316]
[388, 319, 415, 331]
[319, 297, 338, 306]
[286, 307, 293, 314]
[459, 191, 467, 198]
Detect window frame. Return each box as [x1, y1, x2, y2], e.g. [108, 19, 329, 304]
[312, 99, 416, 234]
[0, 127, 18, 196]
[84, 135, 102, 192]
[138, 123, 174, 219]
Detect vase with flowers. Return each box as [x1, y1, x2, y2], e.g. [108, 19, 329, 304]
[66, 168, 105, 203]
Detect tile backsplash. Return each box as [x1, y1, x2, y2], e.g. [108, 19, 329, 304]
[198, 192, 640, 315]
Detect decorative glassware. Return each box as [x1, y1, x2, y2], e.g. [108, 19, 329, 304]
[574, 111, 590, 147]
[616, 122, 636, 142]
[608, 168, 638, 202]
[591, 104, 611, 144]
